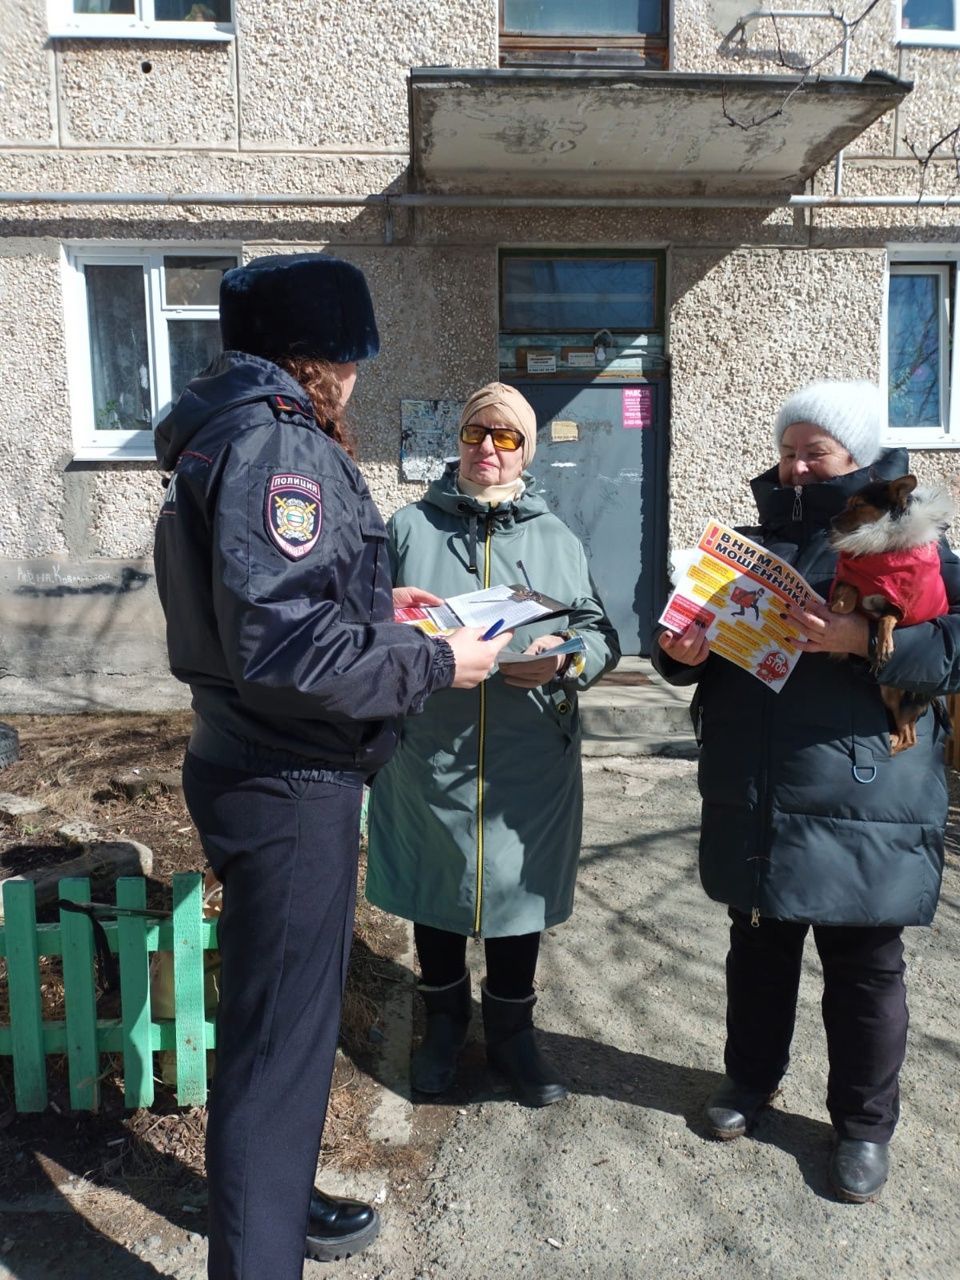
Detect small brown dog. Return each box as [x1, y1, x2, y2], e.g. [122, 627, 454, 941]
[829, 474, 953, 754]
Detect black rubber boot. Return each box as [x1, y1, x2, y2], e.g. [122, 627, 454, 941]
[410, 971, 472, 1095]
[481, 982, 568, 1108]
[304, 1189, 380, 1262]
[829, 1138, 890, 1203]
[704, 1075, 776, 1139]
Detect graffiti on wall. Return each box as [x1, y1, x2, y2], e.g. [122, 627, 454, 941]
[8, 563, 152, 598]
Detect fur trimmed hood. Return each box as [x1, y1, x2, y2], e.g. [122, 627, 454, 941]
[830, 485, 955, 556]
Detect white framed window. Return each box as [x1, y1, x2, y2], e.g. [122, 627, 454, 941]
[896, 0, 960, 46]
[48, 0, 234, 41]
[63, 244, 238, 461]
[883, 248, 960, 447]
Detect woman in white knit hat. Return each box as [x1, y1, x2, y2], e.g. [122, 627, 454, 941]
[653, 378, 960, 1203]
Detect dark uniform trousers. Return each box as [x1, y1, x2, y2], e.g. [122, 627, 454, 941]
[724, 907, 909, 1142]
[183, 752, 364, 1280]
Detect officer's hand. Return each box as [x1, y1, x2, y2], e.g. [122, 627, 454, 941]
[658, 622, 710, 667]
[447, 627, 514, 688]
[393, 586, 443, 608]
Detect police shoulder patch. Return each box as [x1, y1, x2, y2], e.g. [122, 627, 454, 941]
[265, 472, 322, 559]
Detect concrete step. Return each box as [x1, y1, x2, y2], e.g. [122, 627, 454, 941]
[579, 657, 699, 758]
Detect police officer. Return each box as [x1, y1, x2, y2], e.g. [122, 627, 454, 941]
[153, 253, 510, 1280]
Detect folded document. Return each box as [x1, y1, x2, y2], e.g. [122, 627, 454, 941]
[396, 583, 569, 638]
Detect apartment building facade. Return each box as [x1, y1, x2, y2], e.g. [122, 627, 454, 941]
[1, 0, 959, 706]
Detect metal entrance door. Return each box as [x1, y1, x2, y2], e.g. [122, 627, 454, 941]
[510, 377, 666, 655]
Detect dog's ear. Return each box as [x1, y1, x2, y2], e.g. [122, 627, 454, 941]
[891, 474, 917, 511]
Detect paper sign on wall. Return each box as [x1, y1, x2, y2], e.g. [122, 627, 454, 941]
[527, 353, 557, 374]
[400, 399, 462, 481]
[622, 385, 653, 428]
[550, 420, 579, 443]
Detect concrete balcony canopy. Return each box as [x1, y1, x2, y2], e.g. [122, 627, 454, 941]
[409, 68, 912, 199]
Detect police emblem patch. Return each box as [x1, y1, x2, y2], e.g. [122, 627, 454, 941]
[265, 473, 322, 559]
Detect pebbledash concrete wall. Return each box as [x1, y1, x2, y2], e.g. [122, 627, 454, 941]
[0, 0, 959, 708]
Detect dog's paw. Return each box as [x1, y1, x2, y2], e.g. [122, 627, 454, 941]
[875, 639, 896, 667]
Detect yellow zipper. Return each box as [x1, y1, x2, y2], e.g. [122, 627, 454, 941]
[473, 515, 492, 936]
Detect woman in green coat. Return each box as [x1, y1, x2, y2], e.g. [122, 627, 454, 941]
[366, 383, 619, 1105]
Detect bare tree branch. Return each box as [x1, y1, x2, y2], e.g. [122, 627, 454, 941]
[719, 0, 884, 133]
[902, 124, 960, 200]
[718, 0, 960, 192]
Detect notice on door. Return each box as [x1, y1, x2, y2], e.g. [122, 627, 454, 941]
[550, 420, 579, 443]
[526, 353, 557, 374]
[622, 386, 653, 429]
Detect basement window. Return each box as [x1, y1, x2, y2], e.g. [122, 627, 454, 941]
[63, 245, 238, 460]
[897, 0, 960, 45]
[48, 0, 234, 41]
[499, 0, 669, 68]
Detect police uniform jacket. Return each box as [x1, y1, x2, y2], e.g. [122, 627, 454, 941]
[154, 351, 454, 774]
[652, 447, 960, 928]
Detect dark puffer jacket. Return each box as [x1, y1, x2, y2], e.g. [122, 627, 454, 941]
[653, 449, 960, 927]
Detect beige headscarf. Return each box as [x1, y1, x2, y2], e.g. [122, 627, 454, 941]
[459, 382, 538, 467]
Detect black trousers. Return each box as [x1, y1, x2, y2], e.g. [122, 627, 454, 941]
[413, 923, 542, 1000]
[724, 908, 909, 1141]
[183, 753, 364, 1280]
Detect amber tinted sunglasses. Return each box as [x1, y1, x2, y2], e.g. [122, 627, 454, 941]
[459, 423, 524, 451]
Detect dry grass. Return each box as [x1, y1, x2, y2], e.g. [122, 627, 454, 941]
[0, 712, 411, 1191]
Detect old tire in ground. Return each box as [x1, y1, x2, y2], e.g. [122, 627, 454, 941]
[0, 723, 20, 770]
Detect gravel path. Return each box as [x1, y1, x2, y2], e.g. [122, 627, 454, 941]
[336, 756, 960, 1280]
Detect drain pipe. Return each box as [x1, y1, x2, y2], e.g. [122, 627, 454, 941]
[3, 191, 959, 210]
[722, 8, 854, 195]
[1, 190, 960, 206]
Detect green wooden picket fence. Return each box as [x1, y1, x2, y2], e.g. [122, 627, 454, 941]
[0, 872, 217, 1113]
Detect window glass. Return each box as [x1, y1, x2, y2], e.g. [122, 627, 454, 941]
[502, 256, 658, 330]
[168, 319, 222, 401]
[502, 0, 662, 35]
[84, 265, 152, 431]
[900, 0, 955, 28]
[887, 271, 944, 428]
[67, 0, 232, 22]
[155, 0, 231, 19]
[163, 255, 234, 306]
[69, 247, 238, 454]
[73, 0, 135, 11]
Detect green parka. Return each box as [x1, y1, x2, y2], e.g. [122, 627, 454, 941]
[365, 465, 620, 937]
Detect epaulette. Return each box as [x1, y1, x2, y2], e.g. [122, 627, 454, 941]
[270, 395, 314, 422]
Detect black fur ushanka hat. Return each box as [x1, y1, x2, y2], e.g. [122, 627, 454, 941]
[219, 253, 380, 364]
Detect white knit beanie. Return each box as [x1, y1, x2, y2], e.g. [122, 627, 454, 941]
[773, 380, 885, 468]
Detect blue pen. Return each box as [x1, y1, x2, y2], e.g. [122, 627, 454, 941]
[481, 619, 505, 640]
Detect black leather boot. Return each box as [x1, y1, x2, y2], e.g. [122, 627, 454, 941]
[304, 1189, 380, 1262]
[481, 982, 568, 1108]
[704, 1075, 776, 1139]
[410, 971, 471, 1095]
[829, 1138, 890, 1203]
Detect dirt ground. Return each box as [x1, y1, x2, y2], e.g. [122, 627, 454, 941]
[1, 720, 959, 1280]
[0, 713, 420, 1277]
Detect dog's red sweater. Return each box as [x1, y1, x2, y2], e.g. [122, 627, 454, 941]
[832, 542, 948, 625]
